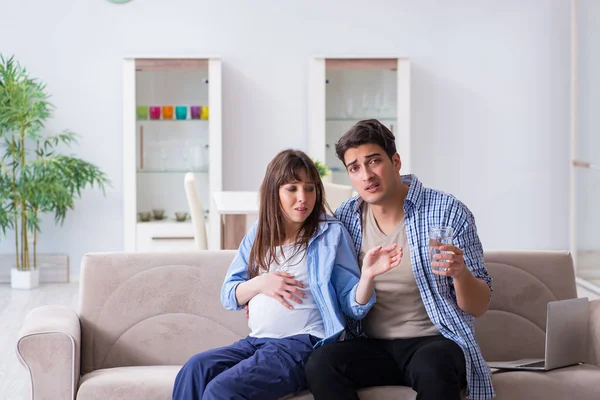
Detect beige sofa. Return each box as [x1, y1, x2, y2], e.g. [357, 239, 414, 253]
[17, 250, 600, 400]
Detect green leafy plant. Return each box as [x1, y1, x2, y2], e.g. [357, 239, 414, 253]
[311, 158, 331, 178]
[0, 55, 109, 271]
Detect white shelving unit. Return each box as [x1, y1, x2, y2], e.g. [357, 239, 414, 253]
[123, 57, 222, 252]
[308, 57, 411, 185]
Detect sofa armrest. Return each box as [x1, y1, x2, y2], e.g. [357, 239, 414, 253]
[589, 299, 600, 367]
[17, 305, 81, 400]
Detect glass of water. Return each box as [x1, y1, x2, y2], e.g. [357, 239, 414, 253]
[429, 226, 453, 272]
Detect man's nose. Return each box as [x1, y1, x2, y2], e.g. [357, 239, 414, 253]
[361, 166, 374, 181]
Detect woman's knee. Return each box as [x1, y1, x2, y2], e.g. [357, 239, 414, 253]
[179, 351, 216, 379]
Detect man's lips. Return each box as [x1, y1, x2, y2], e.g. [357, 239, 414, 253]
[365, 182, 380, 191]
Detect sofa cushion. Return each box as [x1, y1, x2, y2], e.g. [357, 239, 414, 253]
[76, 364, 600, 400]
[77, 365, 180, 400]
[289, 365, 600, 400]
[490, 364, 600, 399]
[289, 386, 418, 400]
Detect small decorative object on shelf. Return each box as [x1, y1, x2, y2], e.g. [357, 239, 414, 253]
[175, 212, 188, 222]
[136, 105, 148, 120]
[190, 106, 201, 119]
[139, 212, 151, 222]
[149, 106, 161, 120]
[152, 209, 165, 220]
[162, 106, 174, 119]
[200, 106, 209, 120]
[176, 106, 187, 120]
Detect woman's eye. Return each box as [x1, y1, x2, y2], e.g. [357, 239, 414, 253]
[305, 186, 315, 192]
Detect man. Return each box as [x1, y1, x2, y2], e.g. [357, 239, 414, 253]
[305, 119, 494, 400]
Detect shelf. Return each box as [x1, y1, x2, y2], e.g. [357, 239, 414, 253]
[326, 117, 396, 122]
[137, 119, 208, 122]
[137, 169, 208, 174]
[136, 220, 192, 225]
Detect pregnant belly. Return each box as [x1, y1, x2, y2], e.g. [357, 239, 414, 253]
[247, 294, 315, 338]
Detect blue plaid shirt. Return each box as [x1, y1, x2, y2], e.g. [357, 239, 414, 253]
[336, 174, 495, 400]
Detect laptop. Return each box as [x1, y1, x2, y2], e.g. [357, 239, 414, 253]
[487, 297, 589, 371]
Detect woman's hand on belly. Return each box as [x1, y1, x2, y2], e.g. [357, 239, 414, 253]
[256, 271, 307, 309]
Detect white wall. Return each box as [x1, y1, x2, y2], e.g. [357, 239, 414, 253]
[0, 0, 571, 277]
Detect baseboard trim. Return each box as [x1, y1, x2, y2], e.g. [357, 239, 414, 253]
[0, 254, 69, 283]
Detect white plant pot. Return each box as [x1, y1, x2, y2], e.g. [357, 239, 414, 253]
[11, 268, 40, 289]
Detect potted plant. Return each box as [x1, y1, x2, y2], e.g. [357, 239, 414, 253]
[311, 158, 332, 182]
[0, 55, 109, 289]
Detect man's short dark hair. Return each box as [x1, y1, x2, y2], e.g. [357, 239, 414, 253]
[335, 119, 397, 165]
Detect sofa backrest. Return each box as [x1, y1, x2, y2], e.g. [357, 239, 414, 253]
[79, 251, 246, 375]
[475, 250, 577, 362]
[78, 250, 579, 374]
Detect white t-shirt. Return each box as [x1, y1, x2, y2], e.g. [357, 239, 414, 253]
[248, 244, 325, 339]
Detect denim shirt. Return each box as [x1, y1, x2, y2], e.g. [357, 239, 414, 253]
[221, 214, 376, 348]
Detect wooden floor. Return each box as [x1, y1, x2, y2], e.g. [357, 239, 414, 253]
[0, 282, 598, 400]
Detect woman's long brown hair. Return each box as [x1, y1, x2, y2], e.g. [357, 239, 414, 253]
[248, 149, 327, 278]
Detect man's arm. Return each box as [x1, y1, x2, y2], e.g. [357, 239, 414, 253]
[453, 263, 491, 317]
[431, 206, 492, 317]
[433, 243, 490, 317]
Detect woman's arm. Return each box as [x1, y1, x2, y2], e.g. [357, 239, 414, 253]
[221, 222, 306, 310]
[235, 271, 305, 310]
[330, 225, 376, 320]
[357, 243, 402, 304]
[220, 223, 257, 310]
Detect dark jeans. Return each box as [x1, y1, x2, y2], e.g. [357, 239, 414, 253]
[173, 334, 317, 400]
[305, 335, 467, 400]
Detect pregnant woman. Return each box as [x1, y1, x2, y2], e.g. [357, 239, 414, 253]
[173, 149, 400, 400]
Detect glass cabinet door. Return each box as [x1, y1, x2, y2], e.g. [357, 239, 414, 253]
[135, 61, 210, 222]
[309, 57, 411, 185]
[325, 60, 398, 185]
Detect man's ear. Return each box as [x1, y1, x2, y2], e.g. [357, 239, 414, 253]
[392, 152, 401, 172]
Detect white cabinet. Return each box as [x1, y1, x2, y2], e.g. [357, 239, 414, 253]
[308, 57, 411, 184]
[123, 57, 222, 252]
[136, 221, 196, 252]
